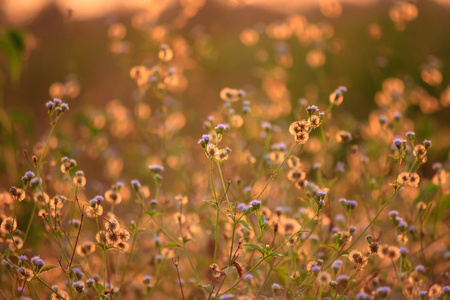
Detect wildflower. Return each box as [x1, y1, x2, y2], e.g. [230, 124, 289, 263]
[336, 275, 349, 286]
[331, 259, 342, 272]
[399, 246, 408, 257]
[18, 267, 33, 281]
[206, 144, 218, 159]
[397, 172, 409, 185]
[415, 264, 426, 274]
[220, 87, 245, 103]
[105, 219, 120, 231]
[287, 169, 306, 182]
[158, 44, 173, 62]
[317, 271, 331, 285]
[378, 244, 390, 259]
[105, 189, 122, 204]
[406, 131, 415, 140]
[375, 286, 391, 298]
[116, 241, 130, 252]
[289, 120, 311, 136]
[106, 230, 121, 245]
[423, 139, 432, 148]
[86, 279, 95, 288]
[143, 275, 152, 284]
[76, 243, 95, 257]
[306, 105, 318, 115]
[9, 187, 26, 201]
[443, 286, 450, 296]
[295, 179, 308, 189]
[368, 241, 380, 255]
[74, 170, 86, 188]
[149, 164, 164, 174]
[243, 273, 253, 280]
[214, 147, 231, 162]
[131, 179, 141, 192]
[386, 246, 401, 261]
[337, 131, 352, 142]
[348, 250, 367, 267]
[413, 144, 427, 159]
[272, 283, 280, 291]
[329, 87, 346, 106]
[73, 281, 84, 293]
[306, 261, 318, 272]
[72, 268, 84, 280]
[393, 138, 403, 149]
[310, 115, 321, 128]
[249, 200, 261, 210]
[1, 217, 17, 234]
[356, 292, 371, 300]
[428, 284, 442, 298]
[287, 155, 301, 169]
[96, 231, 108, 244]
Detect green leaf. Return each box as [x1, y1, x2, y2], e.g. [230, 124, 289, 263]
[40, 265, 58, 273]
[239, 220, 252, 231]
[165, 242, 181, 248]
[258, 215, 266, 229]
[322, 244, 339, 251]
[244, 243, 265, 255]
[269, 252, 283, 257]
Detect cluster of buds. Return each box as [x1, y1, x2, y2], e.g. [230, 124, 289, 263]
[21, 171, 35, 187]
[339, 198, 358, 212]
[149, 164, 164, 186]
[314, 190, 327, 210]
[9, 186, 26, 202]
[73, 170, 86, 188]
[329, 86, 347, 106]
[61, 156, 77, 174]
[289, 106, 323, 144]
[46, 98, 69, 122]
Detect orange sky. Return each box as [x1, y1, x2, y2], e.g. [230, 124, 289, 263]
[3, 0, 450, 25]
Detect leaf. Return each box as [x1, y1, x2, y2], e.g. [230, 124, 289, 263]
[258, 215, 266, 229]
[322, 244, 339, 251]
[165, 242, 181, 248]
[40, 265, 58, 273]
[239, 220, 252, 231]
[244, 243, 265, 255]
[269, 252, 283, 257]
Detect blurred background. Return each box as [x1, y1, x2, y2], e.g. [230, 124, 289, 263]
[1, 0, 450, 186]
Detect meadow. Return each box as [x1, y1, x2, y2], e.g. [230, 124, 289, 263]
[0, 0, 449, 299]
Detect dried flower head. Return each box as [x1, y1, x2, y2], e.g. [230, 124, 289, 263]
[1, 217, 17, 234]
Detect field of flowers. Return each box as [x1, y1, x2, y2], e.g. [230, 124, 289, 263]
[0, 0, 449, 299]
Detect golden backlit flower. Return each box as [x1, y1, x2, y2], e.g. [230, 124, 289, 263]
[76, 242, 95, 257]
[287, 169, 306, 182]
[317, 271, 332, 286]
[1, 217, 17, 234]
[413, 145, 427, 159]
[105, 190, 122, 205]
[289, 120, 310, 140]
